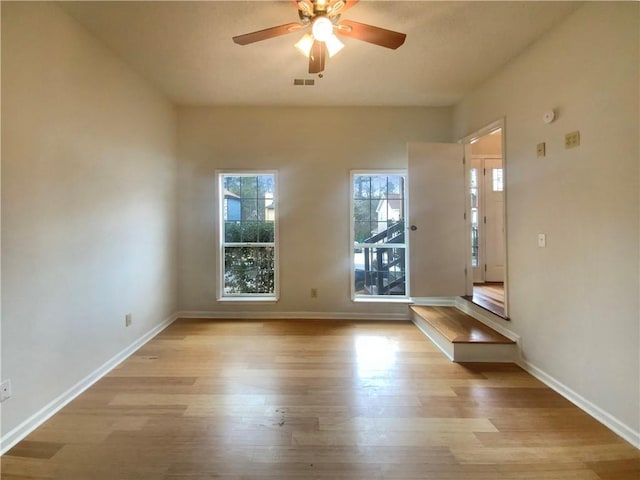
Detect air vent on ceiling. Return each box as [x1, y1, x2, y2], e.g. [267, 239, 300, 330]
[293, 78, 315, 86]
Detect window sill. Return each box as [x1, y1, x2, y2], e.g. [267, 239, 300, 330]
[218, 296, 278, 303]
[352, 297, 412, 304]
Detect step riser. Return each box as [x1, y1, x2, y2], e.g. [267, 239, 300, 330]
[452, 342, 517, 363]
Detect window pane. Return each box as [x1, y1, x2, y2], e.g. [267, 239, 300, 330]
[353, 176, 371, 199]
[258, 222, 275, 243]
[224, 246, 274, 294]
[387, 175, 403, 195]
[224, 221, 241, 242]
[258, 176, 274, 197]
[240, 222, 259, 242]
[492, 168, 504, 192]
[370, 176, 386, 199]
[353, 199, 371, 222]
[470, 167, 479, 267]
[354, 221, 375, 243]
[241, 198, 258, 221]
[354, 247, 406, 296]
[224, 176, 241, 196]
[241, 176, 258, 198]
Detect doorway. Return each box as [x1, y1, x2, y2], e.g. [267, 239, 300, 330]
[463, 122, 507, 318]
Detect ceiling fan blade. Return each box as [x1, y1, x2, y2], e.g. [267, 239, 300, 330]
[232, 22, 303, 45]
[291, 0, 314, 17]
[336, 20, 406, 49]
[308, 40, 326, 74]
[328, 0, 359, 16]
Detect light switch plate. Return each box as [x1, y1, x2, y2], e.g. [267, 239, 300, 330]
[565, 131, 580, 149]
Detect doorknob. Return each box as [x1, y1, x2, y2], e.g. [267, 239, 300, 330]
[410, 225, 418, 231]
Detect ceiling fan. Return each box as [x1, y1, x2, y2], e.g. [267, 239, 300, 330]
[232, 0, 407, 74]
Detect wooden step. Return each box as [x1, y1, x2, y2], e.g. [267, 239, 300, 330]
[411, 305, 516, 363]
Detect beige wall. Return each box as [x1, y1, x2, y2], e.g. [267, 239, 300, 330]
[455, 2, 639, 437]
[1, 3, 177, 435]
[177, 107, 451, 317]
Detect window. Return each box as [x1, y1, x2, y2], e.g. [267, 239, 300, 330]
[470, 167, 479, 267]
[351, 172, 408, 300]
[492, 168, 504, 192]
[218, 172, 277, 300]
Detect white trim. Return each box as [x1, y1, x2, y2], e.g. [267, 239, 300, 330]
[175, 310, 411, 321]
[352, 297, 412, 304]
[459, 118, 505, 145]
[518, 358, 640, 449]
[410, 297, 458, 306]
[411, 312, 454, 361]
[0, 313, 179, 455]
[455, 297, 520, 344]
[217, 297, 278, 303]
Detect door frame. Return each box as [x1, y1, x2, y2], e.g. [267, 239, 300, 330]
[459, 118, 509, 317]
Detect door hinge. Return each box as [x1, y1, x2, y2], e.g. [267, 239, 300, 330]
[464, 212, 467, 220]
[463, 156, 466, 165]
[484, 264, 487, 272]
[484, 216, 487, 224]
[464, 266, 468, 276]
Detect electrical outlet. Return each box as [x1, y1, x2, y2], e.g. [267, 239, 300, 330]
[538, 233, 547, 248]
[565, 130, 580, 149]
[1, 379, 12, 402]
[125, 313, 132, 327]
[310, 288, 318, 298]
[537, 142, 546, 157]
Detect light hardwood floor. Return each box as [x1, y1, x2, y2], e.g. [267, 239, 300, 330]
[466, 283, 506, 318]
[2, 319, 638, 479]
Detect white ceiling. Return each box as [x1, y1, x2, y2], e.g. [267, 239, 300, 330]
[60, 1, 581, 107]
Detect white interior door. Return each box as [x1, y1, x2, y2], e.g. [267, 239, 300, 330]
[408, 143, 466, 298]
[483, 157, 505, 282]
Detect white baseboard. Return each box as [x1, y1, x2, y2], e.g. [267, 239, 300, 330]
[518, 358, 640, 449]
[175, 310, 411, 321]
[0, 313, 178, 455]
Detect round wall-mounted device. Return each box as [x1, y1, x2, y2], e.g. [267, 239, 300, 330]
[543, 110, 556, 124]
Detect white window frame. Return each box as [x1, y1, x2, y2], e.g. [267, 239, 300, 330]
[350, 170, 410, 303]
[217, 170, 279, 302]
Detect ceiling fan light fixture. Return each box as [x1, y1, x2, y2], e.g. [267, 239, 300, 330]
[294, 33, 314, 57]
[311, 16, 334, 42]
[325, 34, 344, 57]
